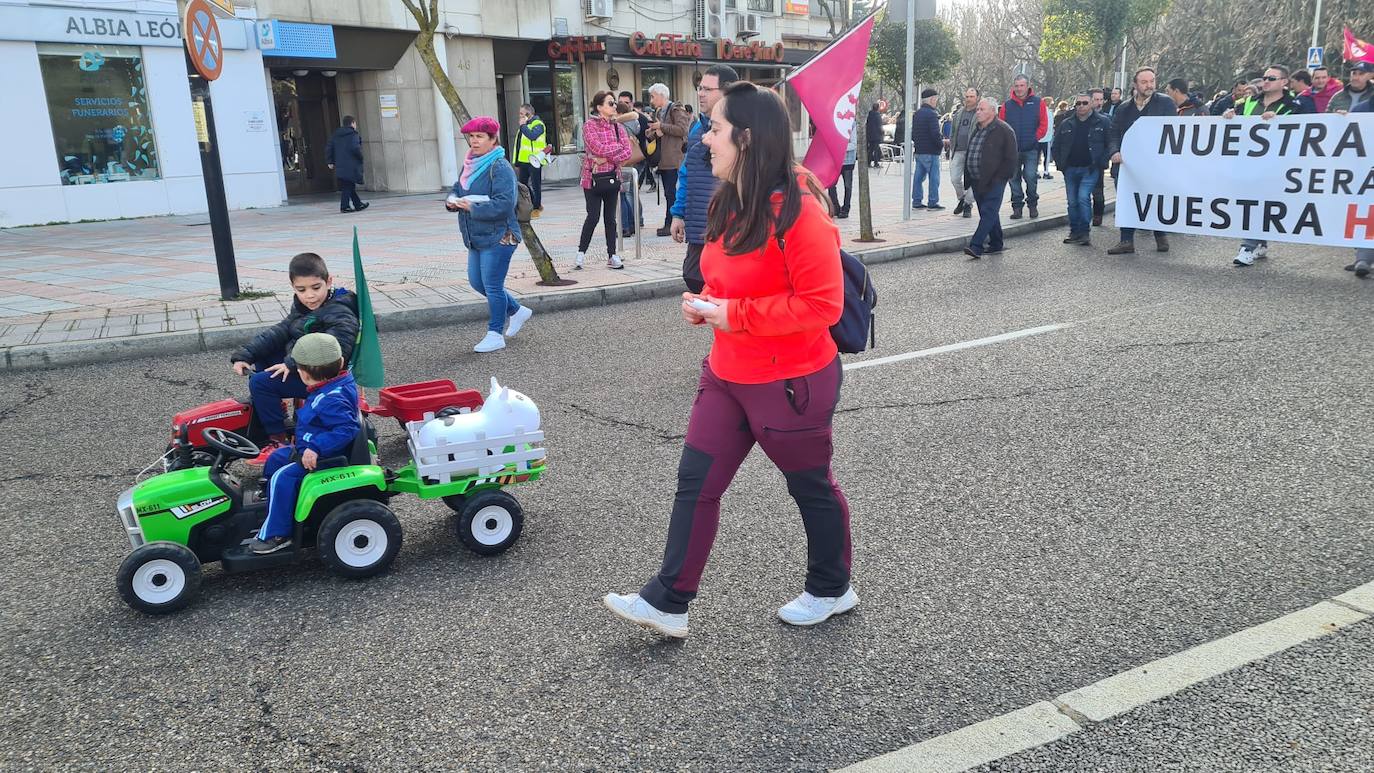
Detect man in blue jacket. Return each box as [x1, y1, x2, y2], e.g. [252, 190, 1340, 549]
[997, 75, 1048, 218]
[911, 88, 945, 210]
[325, 116, 368, 214]
[669, 64, 739, 293]
[1051, 92, 1111, 246]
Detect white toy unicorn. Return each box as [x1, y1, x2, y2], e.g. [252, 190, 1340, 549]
[415, 378, 541, 475]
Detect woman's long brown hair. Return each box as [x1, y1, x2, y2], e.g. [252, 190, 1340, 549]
[705, 82, 827, 255]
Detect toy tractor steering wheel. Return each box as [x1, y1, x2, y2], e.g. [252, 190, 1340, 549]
[202, 428, 262, 461]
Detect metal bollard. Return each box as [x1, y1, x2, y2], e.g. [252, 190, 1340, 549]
[615, 167, 642, 261]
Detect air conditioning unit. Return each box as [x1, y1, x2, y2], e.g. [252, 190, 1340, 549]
[737, 12, 761, 36]
[696, 0, 725, 39]
[586, 0, 613, 19]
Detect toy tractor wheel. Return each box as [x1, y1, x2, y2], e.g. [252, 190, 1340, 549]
[457, 490, 524, 556]
[116, 542, 202, 614]
[317, 500, 403, 579]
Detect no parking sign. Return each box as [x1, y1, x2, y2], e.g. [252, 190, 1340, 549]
[184, 0, 224, 81]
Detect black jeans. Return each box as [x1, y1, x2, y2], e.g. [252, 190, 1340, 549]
[683, 242, 705, 294]
[658, 168, 678, 229]
[339, 180, 363, 211]
[517, 162, 542, 209]
[579, 187, 618, 255]
[827, 163, 854, 215]
[1092, 170, 1105, 218]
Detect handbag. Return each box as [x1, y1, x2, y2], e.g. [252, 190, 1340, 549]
[589, 122, 624, 194]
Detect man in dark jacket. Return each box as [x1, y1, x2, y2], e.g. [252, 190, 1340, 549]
[1223, 65, 1303, 267]
[1106, 67, 1176, 255]
[1209, 80, 1251, 116]
[963, 98, 1019, 259]
[1348, 97, 1374, 278]
[911, 88, 944, 209]
[865, 102, 885, 168]
[1327, 61, 1373, 113]
[1088, 88, 1108, 225]
[1052, 92, 1111, 246]
[325, 116, 368, 214]
[670, 64, 738, 292]
[997, 75, 1048, 219]
[1165, 78, 1207, 116]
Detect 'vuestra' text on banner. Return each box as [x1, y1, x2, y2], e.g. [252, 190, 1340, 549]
[1117, 115, 1374, 249]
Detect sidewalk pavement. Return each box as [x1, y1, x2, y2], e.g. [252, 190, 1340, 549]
[0, 160, 1110, 370]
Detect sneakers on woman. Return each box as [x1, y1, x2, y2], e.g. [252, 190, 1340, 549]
[607, 255, 624, 270]
[473, 331, 505, 353]
[603, 593, 689, 638]
[505, 306, 533, 337]
[777, 587, 859, 626]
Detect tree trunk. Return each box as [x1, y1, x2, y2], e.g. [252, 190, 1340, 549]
[412, 33, 472, 128]
[854, 113, 882, 242]
[520, 220, 575, 286]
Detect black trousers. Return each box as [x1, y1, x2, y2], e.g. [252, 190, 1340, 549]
[683, 242, 705, 294]
[579, 188, 618, 255]
[517, 162, 542, 209]
[1092, 170, 1105, 218]
[827, 163, 855, 215]
[339, 180, 363, 211]
[867, 141, 882, 166]
[658, 168, 679, 229]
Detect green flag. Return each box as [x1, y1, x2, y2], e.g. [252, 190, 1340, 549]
[350, 226, 385, 388]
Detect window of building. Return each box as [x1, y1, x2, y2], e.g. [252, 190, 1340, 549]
[637, 66, 671, 105]
[37, 43, 160, 185]
[746, 0, 776, 13]
[524, 61, 585, 153]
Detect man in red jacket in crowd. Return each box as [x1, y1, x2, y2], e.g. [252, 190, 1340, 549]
[997, 75, 1048, 219]
[1303, 66, 1343, 113]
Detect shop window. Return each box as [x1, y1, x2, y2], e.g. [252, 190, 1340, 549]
[524, 62, 585, 154]
[638, 66, 671, 105]
[37, 43, 160, 185]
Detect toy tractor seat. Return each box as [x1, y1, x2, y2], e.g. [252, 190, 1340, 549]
[313, 412, 375, 471]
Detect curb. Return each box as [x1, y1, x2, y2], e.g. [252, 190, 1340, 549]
[0, 202, 1113, 372]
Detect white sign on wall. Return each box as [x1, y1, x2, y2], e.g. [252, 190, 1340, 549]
[244, 111, 267, 132]
[0, 5, 250, 48]
[380, 94, 399, 119]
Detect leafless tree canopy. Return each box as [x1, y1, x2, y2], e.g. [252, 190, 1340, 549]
[933, 0, 1365, 104]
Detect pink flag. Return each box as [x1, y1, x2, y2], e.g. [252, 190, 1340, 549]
[1344, 27, 1374, 63]
[787, 14, 877, 188]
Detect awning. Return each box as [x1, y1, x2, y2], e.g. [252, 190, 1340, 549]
[264, 24, 415, 73]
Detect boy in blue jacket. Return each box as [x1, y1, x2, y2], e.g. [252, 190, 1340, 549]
[248, 333, 360, 555]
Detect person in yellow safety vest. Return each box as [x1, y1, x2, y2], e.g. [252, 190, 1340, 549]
[1222, 65, 1301, 267]
[513, 104, 548, 216]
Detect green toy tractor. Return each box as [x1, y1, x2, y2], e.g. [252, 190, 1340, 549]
[116, 379, 546, 614]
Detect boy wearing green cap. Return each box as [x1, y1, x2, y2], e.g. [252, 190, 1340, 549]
[248, 333, 360, 555]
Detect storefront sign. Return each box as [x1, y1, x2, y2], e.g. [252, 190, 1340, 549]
[784, 0, 809, 13]
[625, 32, 786, 63]
[628, 32, 703, 59]
[0, 5, 250, 49]
[257, 20, 336, 58]
[717, 38, 786, 63]
[547, 36, 605, 64]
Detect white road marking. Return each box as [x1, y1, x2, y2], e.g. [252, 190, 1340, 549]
[843, 324, 1071, 372]
[838, 581, 1374, 772]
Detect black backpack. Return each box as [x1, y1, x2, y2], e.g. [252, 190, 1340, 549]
[775, 234, 878, 354]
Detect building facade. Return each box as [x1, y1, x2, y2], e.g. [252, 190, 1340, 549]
[0, 0, 844, 227]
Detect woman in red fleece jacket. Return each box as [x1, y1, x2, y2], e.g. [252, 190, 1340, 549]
[604, 81, 855, 639]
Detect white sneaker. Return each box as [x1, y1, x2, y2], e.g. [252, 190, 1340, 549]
[603, 592, 688, 638]
[1232, 247, 1256, 267]
[473, 331, 505, 353]
[777, 587, 859, 626]
[607, 254, 624, 270]
[574, 252, 585, 270]
[1253, 244, 1269, 259]
[505, 306, 533, 337]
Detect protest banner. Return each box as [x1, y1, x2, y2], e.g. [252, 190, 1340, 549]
[1117, 115, 1373, 249]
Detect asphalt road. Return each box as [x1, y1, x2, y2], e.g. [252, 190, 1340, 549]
[1, 227, 1371, 771]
